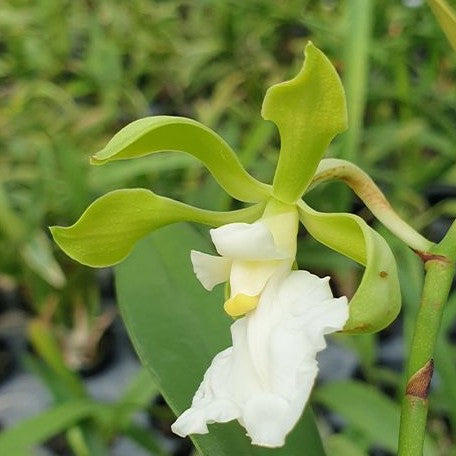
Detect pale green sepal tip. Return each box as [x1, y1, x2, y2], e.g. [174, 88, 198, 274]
[50, 189, 265, 268]
[90, 116, 270, 203]
[298, 201, 401, 334]
[262, 42, 348, 204]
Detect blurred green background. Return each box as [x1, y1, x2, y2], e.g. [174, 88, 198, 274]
[0, 0, 455, 454]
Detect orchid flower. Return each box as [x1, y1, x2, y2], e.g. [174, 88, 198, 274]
[171, 206, 349, 447]
[51, 43, 420, 450]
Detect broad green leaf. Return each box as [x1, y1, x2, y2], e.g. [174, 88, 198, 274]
[298, 201, 401, 333]
[51, 189, 265, 267]
[116, 224, 326, 456]
[428, 0, 456, 51]
[314, 381, 436, 455]
[262, 42, 347, 204]
[0, 400, 108, 454]
[91, 116, 270, 203]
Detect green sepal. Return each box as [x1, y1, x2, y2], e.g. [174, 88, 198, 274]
[91, 116, 270, 203]
[298, 201, 401, 334]
[262, 42, 347, 204]
[50, 189, 265, 267]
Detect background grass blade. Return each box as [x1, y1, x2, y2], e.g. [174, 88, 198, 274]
[428, 0, 456, 51]
[314, 381, 436, 455]
[0, 401, 108, 454]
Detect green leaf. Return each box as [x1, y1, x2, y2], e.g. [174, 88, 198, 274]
[298, 201, 401, 334]
[262, 42, 347, 204]
[0, 400, 108, 455]
[314, 381, 436, 455]
[428, 0, 456, 51]
[91, 116, 270, 203]
[116, 223, 326, 456]
[51, 189, 265, 267]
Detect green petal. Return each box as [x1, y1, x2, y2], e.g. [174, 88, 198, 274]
[298, 201, 401, 334]
[51, 189, 265, 267]
[91, 116, 270, 203]
[262, 42, 347, 204]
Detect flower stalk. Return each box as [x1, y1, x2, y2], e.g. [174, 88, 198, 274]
[311, 159, 433, 253]
[398, 220, 456, 455]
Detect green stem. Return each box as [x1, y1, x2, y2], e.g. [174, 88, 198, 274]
[398, 220, 456, 455]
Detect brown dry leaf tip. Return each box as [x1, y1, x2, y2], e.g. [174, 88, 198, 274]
[412, 249, 451, 264]
[406, 360, 434, 399]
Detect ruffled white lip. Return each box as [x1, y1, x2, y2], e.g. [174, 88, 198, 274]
[171, 270, 349, 447]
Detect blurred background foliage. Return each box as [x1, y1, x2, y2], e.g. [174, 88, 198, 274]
[0, 0, 455, 454]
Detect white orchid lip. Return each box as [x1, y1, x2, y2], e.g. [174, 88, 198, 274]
[172, 269, 349, 447]
[173, 205, 349, 447]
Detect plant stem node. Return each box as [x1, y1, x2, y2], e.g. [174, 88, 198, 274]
[406, 359, 434, 399]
